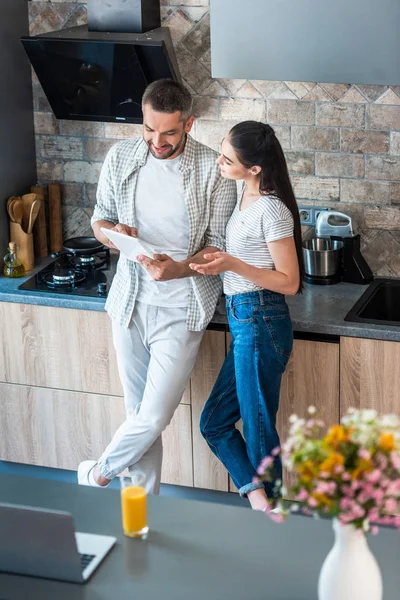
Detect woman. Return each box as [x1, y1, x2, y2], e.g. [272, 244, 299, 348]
[189, 121, 304, 511]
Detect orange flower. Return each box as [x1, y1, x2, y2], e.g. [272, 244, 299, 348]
[351, 457, 373, 481]
[324, 425, 352, 447]
[297, 460, 318, 484]
[378, 432, 396, 452]
[319, 452, 345, 475]
[312, 492, 333, 508]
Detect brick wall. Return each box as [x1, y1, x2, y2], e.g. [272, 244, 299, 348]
[30, 1, 400, 276]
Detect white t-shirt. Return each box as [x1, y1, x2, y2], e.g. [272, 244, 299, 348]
[223, 195, 294, 295]
[135, 152, 190, 306]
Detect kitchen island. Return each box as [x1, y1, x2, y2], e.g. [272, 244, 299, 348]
[1, 259, 400, 492]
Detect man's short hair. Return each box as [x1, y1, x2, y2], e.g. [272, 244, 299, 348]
[142, 79, 193, 121]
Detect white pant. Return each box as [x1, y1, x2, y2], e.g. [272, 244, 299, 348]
[97, 301, 204, 494]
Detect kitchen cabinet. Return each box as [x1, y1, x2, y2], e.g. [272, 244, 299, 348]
[190, 330, 229, 491]
[278, 338, 340, 494]
[0, 382, 193, 487]
[0, 302, 122, 396]
[340, 336, 400, 415]
[229, 338, 340, 494]
[2, 300, 398, 494]
[0, 302, 192, 487]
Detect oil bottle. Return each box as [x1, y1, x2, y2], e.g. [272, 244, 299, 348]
[3, 242, 25, 277]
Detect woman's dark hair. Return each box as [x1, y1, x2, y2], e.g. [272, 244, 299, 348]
[229, 120, 304, 293]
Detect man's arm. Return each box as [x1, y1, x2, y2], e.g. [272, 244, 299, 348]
[91, 144, 136, 248]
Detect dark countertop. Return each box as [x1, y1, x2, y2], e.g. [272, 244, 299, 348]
[1, 259, 400, 342]
[0, 473, 398, 600]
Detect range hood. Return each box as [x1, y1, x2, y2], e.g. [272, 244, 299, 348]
[21, 0, 181, 124]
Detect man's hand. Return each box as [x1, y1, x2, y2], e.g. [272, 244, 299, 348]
[189, 252, 239, 276]
[107, 223, 137, 249]
[137, 253, 185, 281]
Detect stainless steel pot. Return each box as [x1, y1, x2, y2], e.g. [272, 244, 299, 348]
[302, 237, 344, 277]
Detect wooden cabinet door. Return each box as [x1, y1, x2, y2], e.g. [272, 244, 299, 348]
[0, 383, 125, 469]
[229, 339, 340, 494]
[0, 382, 193, 486]
[161, 404, 193, 487]
[340, 337, 400, 416]
[278, 339, 340, 493]
[190, 330, 229, 491]
[0, 302, 122, 396]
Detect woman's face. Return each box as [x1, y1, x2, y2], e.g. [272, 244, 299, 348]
[216, 136, 249, 180]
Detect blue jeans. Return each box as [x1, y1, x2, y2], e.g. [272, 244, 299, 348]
[200, 290, 293, 498]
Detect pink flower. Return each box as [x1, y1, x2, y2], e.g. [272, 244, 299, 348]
[385, 499, 397, 514]
[386, 480, 400, 495]
[373, 489, 385, 504]
[267, 512, 285, 523]
[271, 446, 281, 456]
[308, 497, 318, 508]
[371, 526, 379, 535]
[342, 472, 351, 481]
[358, 449, 371, 460]
[390, 452, 400, 471]
[367, 470, 382, 484]
[296, 488, 309, 502]
[368, 509, 380, 522]
[334, 464, 344, 474]
[257, 456, 273, 475]
[375, 453, 388, 470]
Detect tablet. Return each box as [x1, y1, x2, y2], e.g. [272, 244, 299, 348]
[100, 227, 156, 262]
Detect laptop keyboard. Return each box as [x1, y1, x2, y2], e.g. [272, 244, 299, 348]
[80, 553, 96, 571]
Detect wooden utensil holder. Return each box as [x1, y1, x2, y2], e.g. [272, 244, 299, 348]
[9, 222, 34, 271]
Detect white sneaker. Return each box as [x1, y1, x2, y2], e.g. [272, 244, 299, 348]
[263, 506, 281, 514]
[78, 460, 100, 487]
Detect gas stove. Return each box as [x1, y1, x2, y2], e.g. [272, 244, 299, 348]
[18, 248, 117, 298]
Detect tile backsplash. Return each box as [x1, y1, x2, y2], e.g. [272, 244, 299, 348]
[29, 1, 400, 276]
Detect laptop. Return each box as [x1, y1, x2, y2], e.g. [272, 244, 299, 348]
[0, 503, 116, 584]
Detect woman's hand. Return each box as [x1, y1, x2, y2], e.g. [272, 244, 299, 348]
[189, 252, 239, 276]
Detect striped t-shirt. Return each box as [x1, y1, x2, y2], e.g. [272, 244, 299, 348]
[223, 195, 294, 295]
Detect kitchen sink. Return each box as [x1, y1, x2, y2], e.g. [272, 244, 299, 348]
[345, 278, 400, 327]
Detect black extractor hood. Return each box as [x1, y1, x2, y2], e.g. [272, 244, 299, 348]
[21, 0, 181, 124]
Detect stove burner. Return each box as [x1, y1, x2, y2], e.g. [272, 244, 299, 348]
[78, 255, 96, 264]
[69, 250, 110, 271]
[43, 269, 86, 288]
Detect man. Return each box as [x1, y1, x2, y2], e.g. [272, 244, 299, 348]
[78, 79, 237, 493]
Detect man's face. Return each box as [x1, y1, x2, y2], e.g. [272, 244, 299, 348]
[142, 104, 194, 160]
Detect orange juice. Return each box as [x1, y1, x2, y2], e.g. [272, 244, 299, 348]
[121, 485, 148, 538]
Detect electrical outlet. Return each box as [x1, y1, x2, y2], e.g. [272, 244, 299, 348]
[298, 206, 313, 225]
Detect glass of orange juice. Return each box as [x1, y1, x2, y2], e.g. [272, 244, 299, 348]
[120, 472, 149, 539]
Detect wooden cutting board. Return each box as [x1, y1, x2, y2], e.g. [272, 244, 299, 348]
[30, 185, 48, 257]
[48, 183, 63, 254]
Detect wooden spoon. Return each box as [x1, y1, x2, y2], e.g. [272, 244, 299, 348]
[27, 198, 42, 234]
[22, 193, 37, 232]
[7, 197, 17, 222]
[12, 198, 24, 227]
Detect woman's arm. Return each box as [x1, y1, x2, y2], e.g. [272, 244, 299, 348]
[189, 236, 300, 296]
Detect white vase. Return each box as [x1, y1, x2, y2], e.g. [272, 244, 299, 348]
[318, 518, 383, 600]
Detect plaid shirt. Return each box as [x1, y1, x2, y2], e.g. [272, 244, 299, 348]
[91, 135, 237, 331]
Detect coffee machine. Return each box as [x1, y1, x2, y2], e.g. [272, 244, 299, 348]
[303, 211, 373, 285]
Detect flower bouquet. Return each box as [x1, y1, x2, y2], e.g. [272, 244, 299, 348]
[257, 407, 400, 600]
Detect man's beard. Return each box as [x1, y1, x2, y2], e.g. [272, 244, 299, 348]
[147, 131, 186, 160]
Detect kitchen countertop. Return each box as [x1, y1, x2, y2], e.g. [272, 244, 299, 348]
[1, 258, 400, 342]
